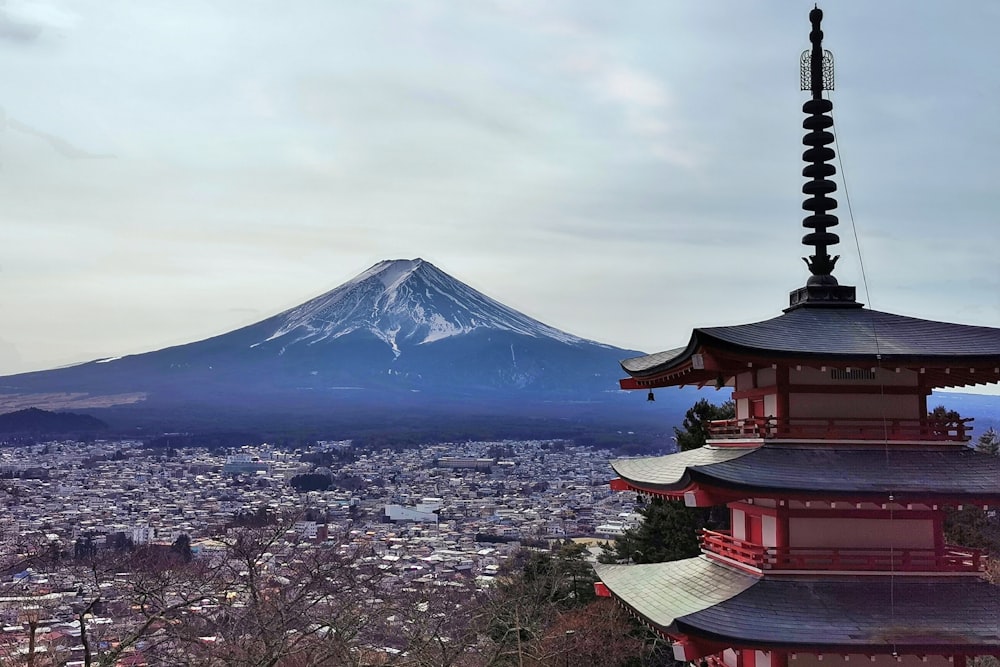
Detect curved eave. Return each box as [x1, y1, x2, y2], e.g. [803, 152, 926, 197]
[612, 447, 1000, 505]
[594, 557, 757, 636]
[610, 447, 756, 494]
[596, 560, 1000, 654]
[620, 341, 701, 387]
[620, 308, 1000, 390]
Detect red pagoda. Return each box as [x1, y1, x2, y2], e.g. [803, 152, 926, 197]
[594, 8, 1000, 667]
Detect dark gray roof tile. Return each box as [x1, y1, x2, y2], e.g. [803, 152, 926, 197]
[623, 307, 1000, 377]
[614, 446, 1000, 500]
[596, 559, 1000, 650]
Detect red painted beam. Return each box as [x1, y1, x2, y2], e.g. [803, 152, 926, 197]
[609, 477, 633, 492]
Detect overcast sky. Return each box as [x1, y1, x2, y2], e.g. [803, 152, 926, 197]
[1, 1, 998, 393]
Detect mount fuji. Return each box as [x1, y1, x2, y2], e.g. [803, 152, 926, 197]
[262, 258, 594, 356]
[0, 259, 679, 431]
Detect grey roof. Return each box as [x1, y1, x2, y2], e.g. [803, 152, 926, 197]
[597, 558, 1000, 651]
[622, 307, 1000, 376]
[613, 446, 1000, 501]
[621, 346, 688, 374]
[593, 557, 756, 626]
[611, 447, 753, 489]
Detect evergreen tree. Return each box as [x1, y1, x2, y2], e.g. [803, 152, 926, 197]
[598, 497, 704, 564]
[674, 398, 735, 451]
[975, 427, 999, 456]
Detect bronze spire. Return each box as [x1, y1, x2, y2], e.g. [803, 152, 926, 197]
[787, 6, 861, 310]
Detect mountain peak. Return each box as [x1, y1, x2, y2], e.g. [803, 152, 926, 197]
[354, 258, 427, 289]
[256, 258, 596, 356]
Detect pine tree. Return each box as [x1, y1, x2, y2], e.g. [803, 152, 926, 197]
[975, 426, 999, 456]
[598, 497, 705, 564]
[674, 399, 735, 451]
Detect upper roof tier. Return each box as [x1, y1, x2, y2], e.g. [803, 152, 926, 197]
[621, 306, 1000, 390]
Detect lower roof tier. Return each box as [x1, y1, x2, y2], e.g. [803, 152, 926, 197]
[595, 557, 1000, 653]
[611, 445, 1000, 504]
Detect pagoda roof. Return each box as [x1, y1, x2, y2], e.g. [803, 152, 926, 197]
[612, 446, 1000, 503]
[595, 557, 1000, 652]
[622, 307, 1000, 388]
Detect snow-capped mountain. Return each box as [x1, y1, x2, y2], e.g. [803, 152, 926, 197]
[257, 258, 600, 357]
[0, 259, 650, 428]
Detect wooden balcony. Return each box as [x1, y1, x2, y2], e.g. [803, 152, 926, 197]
[700, 528, 766, 568]
[701, 529, 984, 573]
[707, 416, 973, 442]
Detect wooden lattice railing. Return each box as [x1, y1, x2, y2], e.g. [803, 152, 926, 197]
[701, 529, 983, 573]
[707, 417, 973, 442]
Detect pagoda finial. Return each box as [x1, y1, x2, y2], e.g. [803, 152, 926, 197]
[787, 6, 861, 311]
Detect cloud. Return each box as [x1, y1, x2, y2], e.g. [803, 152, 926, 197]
[6, 116, 115, 159]
[484, 3, 699, 167]
[0, 0, 76, 44]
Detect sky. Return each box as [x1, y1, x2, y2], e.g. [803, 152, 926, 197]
[0, 1, 998, 393]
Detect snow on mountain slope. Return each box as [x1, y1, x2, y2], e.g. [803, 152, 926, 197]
[255, 259, 606, 357]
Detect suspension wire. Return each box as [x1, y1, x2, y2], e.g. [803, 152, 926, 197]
[828, 90, 898, 658]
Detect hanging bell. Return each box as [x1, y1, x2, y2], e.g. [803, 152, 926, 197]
[647, 391, 655, 402]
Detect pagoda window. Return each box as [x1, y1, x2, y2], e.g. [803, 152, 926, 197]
[830, 368, 876, 380]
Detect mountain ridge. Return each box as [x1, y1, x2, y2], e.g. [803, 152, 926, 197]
[0, 259, 663, 430]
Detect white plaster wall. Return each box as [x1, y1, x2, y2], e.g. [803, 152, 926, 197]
[757, 368, 777, 387]
[737, 397, 749, 420]
[762, 515, 777, 547]
[788, 518, 934, 549]
[755, 650, 772, 667]
[736, 372, 754, 391]
[764, 394, 778, 417]
[731, 509, 746, 540]
[788, 393, 919, 420]
[723, 649, 739, 667]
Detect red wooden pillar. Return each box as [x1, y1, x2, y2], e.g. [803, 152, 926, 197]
[775, 366, 790, 423]
[774, 500, 790, 548]
[932, 509, 945, 555]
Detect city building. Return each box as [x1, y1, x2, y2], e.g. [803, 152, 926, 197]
[595, 8, 1000, 667]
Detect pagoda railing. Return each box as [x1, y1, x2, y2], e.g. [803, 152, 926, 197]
[701, 529, 983, 573]
[703, 654, 727, 667]
[700, 529, 767, 567]
[707, 417, 972, 442]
